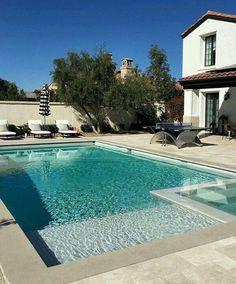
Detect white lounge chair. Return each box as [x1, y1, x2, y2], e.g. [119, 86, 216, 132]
[55, 120, 78, 137]
[28, 120, 51, 138]
[0, 120, 17, 138]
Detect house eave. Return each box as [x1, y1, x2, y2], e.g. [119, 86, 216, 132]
[179, 76, 236, 89]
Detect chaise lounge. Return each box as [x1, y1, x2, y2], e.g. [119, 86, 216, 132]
[0, 120, 17, 139]
[55, 120, 78, 137]
[28, 120, 51, 138]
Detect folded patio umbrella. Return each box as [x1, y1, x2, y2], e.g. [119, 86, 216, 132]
[39, 85, 51, 125]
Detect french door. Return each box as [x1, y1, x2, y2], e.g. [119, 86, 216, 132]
[205, 93, 219, 131]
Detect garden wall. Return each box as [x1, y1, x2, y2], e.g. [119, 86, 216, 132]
[0, 101, 136, 129]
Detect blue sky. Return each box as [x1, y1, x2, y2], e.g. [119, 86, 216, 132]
[1, 0, 236, 91]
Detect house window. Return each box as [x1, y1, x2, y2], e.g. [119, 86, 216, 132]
[205, 34, 216, 66]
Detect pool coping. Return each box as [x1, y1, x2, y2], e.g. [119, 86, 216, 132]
[1, 139, 236, 283]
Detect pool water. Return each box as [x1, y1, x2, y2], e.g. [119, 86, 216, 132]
[0, 143, 234, 263]
[181, 181, 236, 215]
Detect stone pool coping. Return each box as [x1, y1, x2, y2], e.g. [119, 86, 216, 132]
[1, 137, 236, 283]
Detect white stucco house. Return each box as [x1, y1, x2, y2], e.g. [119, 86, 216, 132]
[179, 11, 236, 134]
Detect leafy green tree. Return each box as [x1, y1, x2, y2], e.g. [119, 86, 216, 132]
[147, 44, 177, 101]
[33, 87, 59, 102]
[33, 89, 41, 100]
[52, 50, 119, 133]
[19, 89, 26, 98]
[0, 78, 26, 101]
[119, 73, 158, 124]
[49, 89, 60, 102]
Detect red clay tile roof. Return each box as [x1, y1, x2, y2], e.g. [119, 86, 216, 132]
[180, 68, 236, 82]
[182, 10, 236, 38]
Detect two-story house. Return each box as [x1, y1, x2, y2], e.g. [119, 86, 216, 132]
[179, 11, 236, 134]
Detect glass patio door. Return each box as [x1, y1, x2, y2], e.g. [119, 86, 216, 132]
[205, 93, 219, 132]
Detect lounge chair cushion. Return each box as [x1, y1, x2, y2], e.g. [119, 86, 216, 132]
[58, 123, 69, 131]
[0, 123, 8, 132]
[30, 123, 42, 131]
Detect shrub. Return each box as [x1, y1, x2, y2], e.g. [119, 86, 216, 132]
[129, 123, 143, 131]
[8, 124, 22, 136]
[136, 104, 158, 125]
[19, 124, 30, 135]
[80, 124, 93, 132]
[42, 124, 58, 133]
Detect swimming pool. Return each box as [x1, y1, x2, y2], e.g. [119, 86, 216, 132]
[0, 142, 235, 264]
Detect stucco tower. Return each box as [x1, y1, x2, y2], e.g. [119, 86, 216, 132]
[120, 58, 135, 78]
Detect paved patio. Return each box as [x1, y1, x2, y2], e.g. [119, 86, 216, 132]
[97, 133, 236, 172]
[1, 133, 236, 283]
[72, 237, 236, 284]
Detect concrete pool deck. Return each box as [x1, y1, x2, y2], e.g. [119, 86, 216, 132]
[1, 134, 236, 283]
[97, 133, 236, 172]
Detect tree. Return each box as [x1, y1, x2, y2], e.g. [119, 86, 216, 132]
[119, 73, 158, 124]
[147, 44, 177, 101]
[33, 88, 59, 102]
[52, 50, 118, 133]
[165, 94, 184, 122]
[0, 78, 26, 101]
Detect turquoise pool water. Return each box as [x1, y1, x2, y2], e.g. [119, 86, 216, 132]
[0, 143, 234, 263]
[181, 181, 236, 215]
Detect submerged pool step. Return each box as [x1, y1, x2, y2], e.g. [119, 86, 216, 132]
[36, 203, 218, 264]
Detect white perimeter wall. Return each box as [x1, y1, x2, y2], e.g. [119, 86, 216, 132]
[0, 101, 136, 129]
[0, 101, 80, 126]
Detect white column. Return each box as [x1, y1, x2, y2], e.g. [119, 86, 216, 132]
[183, 89, 199, 126]
[199, 92, 205, 127]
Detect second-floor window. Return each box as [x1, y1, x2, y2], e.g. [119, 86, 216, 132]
[205, 34, 216, 66]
